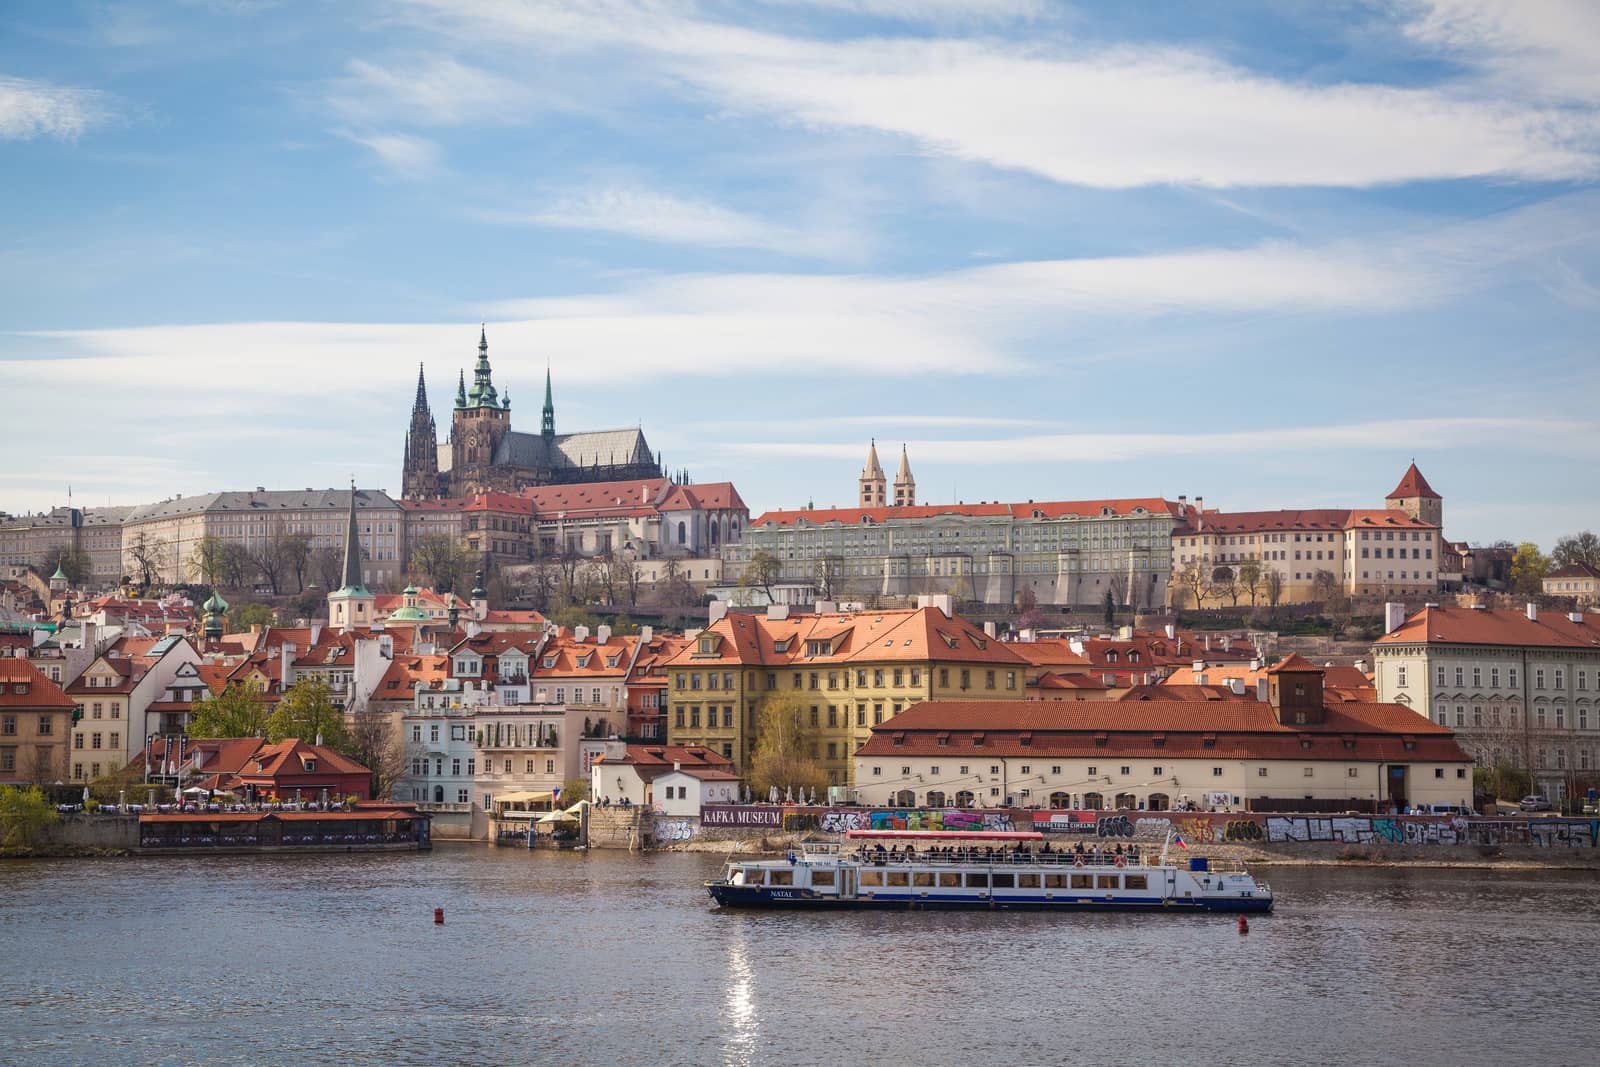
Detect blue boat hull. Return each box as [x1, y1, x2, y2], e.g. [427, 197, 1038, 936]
[706, 882, 1273, 913]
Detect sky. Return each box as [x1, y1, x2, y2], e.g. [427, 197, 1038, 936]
[2, 0, 1598, 548]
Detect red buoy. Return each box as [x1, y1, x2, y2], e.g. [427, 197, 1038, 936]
[434, 907, 444, 925]
[1237, 915, 1249, 935]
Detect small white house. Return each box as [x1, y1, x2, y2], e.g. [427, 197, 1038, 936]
[590, 741, 742, 814]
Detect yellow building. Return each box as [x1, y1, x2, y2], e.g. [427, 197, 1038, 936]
[664, 604, 1029, 786]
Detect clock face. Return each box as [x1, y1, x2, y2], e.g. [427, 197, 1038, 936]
[468, 433, 479, 447]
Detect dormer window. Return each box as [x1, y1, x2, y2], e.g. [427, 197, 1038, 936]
[606, 656, 619, 669]
[543, 657, 556, 669]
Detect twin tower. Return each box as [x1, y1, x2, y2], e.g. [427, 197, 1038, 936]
[859, 440, 915, 508]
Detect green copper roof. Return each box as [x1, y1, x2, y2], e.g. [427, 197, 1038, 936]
[50, 563, 67, 581]
[387, 605, 430, 622]
[331, 484, 374, 601]
[203, 591, 229, 613]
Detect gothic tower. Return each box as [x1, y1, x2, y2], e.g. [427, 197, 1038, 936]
[402, 364, 441, 500]
[451, 324, 512, 479]
[541, 366, 556, 442]
[858, 439, 886, 508]
[893, 444, 916, 507]
[1385, 461, 1443, 528]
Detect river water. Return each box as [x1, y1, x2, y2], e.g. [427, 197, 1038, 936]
[0, 847, 1594, 1067]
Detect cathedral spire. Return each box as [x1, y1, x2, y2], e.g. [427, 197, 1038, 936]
[541, 365, 555, 441]
[467, 324, 498, 408]
[455, 369, 466, 409]
[414, 363, 429, 409]
[403, 364, 440, 500]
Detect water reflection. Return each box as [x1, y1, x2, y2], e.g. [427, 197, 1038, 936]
[0, 852, 1594, 1066]
[721, 923, 758, 1066]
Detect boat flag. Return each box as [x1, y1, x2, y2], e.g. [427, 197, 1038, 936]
[1172, 832, 1188, 849]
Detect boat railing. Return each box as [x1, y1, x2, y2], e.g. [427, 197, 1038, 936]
[844, 849, 1158, 869]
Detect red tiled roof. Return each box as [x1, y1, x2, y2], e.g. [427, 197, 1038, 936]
[1378, 605, 1600, 650]
[858, 699, 1467, 762]
[1034, 672, 1110, 690]
[1179, 508, 1435, 535]
[751, 497, 1178, 527]
[0, 658, 75, 708]
[1548, 562, 1600, 580]
[664, 608, 1029, 669]
[1387, 462, 1440, 500]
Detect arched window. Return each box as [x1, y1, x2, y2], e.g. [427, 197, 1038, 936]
[954, 790, 976, 808]
[1082, 792, 1103, 811]
[1114, 792, 1137, 810]
[1048, 791, 1071, 809]
[1146, 792, 1169, 811]
[433, 785, 444, 803]
[892, 789, 916, 807]
[677, 521, 686, 545]
[925, 791, 946, 808]
[710, 520, 720, 547]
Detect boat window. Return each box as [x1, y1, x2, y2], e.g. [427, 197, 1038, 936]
[1096, 875, 1119, 890]
[938, 872, 962, 888]
[861, 870, 884, 886]
[886, 871, 910, 887]
[1016, 873, 1041, 889]
[732, 868, 750, 885]
[1044, 874, 1068, 889]
[991, 873, 1015, 888]
[964, 872, 989, 889]
[768, 870, 794, 886]
[1070, 874, 1094, 890]
[811, 869, 836, 887]
[1124, 874, 1149, 890]
[912, 871, 935, 887]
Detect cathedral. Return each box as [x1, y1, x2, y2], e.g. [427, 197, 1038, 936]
[402, 327, 661, 500]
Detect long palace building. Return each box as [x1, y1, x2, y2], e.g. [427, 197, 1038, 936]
[403, 326, 662, 500]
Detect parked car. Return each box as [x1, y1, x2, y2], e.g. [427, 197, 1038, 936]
[1423, 804, 1469, 816]
[1519, 795, 1553, 812]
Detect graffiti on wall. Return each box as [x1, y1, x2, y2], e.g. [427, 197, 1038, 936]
[654, 818, 696, 843]
[701, 806, 783, 828]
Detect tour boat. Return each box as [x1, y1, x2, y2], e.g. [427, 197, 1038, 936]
[705, 829, 1272, 913]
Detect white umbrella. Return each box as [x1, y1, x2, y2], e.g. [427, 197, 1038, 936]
[768, 785, 778, 804]
[784, 786, 794, 804]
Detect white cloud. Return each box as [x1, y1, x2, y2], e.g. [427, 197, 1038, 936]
[0, 74, 109, 140]
[754, 0, 1043, 22]
[334, 129, 443, 177]
[327, 56, 535, 126]
[494, 184, 854, 257]
[1402, 0, 1600, 104]
[403, 0, 1600, 188]
[720, 417, 1600, 464]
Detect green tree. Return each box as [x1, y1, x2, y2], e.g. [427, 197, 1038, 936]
[560, 776, 590, 806]
[747, 691, 828, 799]
[1509, 541, 1550, 596]
[268, 678, 347, 747]
[188, 535, 229, 587]
[188, 683, 271, 738]
[0, 786, 60, 848]
[1102, 589, 1116, 628]
[1552, 530, 1600, 571]
[39, 544, 91, 586]
[231, 603, 276, 630]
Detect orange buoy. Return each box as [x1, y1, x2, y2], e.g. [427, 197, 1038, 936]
[434, 907, 444, 925]
[1237, 915, 1249, 935]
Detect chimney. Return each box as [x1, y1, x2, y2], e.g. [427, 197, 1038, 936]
[814, 600, 837, 615]
[1178, 495, 1187, 506]
[310, 622, 323, 644]
[1227, 678, 1246, 696]
[1525, 602, 1538, 622]
[1193, 659, 1206, 674]
[1384, 602, 1407, 634]
[281, 642, 296, 686]
[1164, 623, 1176, 640]
[82, 620, 97, 651]
[315, 732, 323, 747]
[466, 620, 482, 638]
[1256, 677, 1270, 703]
[597, 624, 612, 644]
[1220, 635, 1231, 651]
[707, 601, 729, 624]
[1204, 634, 1211, 651]
[766, 604, 789, 621]
[1249, 657, 1261, 671]
[574, 625, 589, 643]
[1195, 673, 1207, 687]
[673, 761, 681, 772]
[640, 625, 653, 644]
[1569, 611, 1584, 624]
[983, 621, 997, 639]
[1354, 659, 1367, 673]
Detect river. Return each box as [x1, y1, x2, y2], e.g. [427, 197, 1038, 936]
[0, 847, 1594, 1067]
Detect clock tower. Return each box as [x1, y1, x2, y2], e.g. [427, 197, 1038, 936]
[450, 324, 511, 482]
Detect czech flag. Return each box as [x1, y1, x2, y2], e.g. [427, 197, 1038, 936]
[1172, 832, 1188, 849]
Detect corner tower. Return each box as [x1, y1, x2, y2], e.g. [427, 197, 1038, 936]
[402, 364, 441, 500]
[1386, 461, 1442, 528]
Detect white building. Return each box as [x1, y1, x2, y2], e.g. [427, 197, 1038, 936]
[589, 741, 742, 814]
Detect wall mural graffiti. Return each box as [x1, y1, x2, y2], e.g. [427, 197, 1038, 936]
[654, 818, 696, 843]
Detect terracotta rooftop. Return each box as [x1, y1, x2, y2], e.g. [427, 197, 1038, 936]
[1378, 605, 1600, 650]
[1387, 462, 1441, 500]
[751, 497, 1178, 527]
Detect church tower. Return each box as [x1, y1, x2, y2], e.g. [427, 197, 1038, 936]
[893, 444, 916, 507]
[1386, 461, 1443, 528]
[402, 364, 441, 500]
[450, 325, 512, 481]
[327, 485, 375, 633]
[541, 366, 556, 443]
[858, 440, 886, 508]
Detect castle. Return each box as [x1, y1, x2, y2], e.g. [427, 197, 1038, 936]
[402, 327, 661, 500]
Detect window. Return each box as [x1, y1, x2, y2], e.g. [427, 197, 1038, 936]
[1396, 665, 1407, 688]
[1258, 767, 1268, 777]
[109, 732, 119, 749]
[0, 716, 12, 736]
[91, 733, 102, 750]
[1303, 767, 1314, 777]
[546, 760, 554, 773]
[1212, 767, 1222, 776]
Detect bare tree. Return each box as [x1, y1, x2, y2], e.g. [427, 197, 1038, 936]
[221, 542, 254, 589]
[310, 546, 344, 591]
[1107, 570, 1130, 607]
[1264, 569, 1284, 609]
[1175, 562, 1211, 609]
[1237, 558, 1264, 606]
[814, 556, 843, 601]
[1212, 566, 1241, 607]
[128, 532, 167, 588]
[188, 535, 229, 587]
[343, 697, 406, 802]
[744, 550, 783, 603]
[1310, 569, 1341, 607]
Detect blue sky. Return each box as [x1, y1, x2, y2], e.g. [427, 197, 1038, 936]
[2, 0, 1597, 548]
